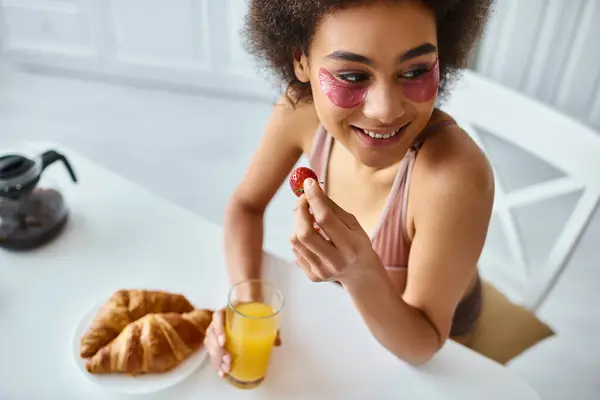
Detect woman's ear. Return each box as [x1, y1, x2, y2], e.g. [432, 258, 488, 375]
[293, 50, 310, 83]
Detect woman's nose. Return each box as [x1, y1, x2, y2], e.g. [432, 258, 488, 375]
[361, 83, 405, 124]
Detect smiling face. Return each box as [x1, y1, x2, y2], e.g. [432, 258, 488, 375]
[295, 1, 439, 168]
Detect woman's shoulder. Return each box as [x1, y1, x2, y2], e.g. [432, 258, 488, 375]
[270, 92, 321, 152]
[412, 111, 495, 203]
[403, 110, 494, 241]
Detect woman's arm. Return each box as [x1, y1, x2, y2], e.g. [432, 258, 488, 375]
[206, 97, 316, 377]
[341, 265, 441, 365]
[341, 128, 495, 365]
[224, 96, 316, 285]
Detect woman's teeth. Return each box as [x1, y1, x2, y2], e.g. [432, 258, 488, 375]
[358, 126, 403, 139]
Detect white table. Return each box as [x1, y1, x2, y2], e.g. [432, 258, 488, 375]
[0, 143, 541, 399]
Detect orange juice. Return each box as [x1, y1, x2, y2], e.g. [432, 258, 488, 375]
[225, 302, 279, 388]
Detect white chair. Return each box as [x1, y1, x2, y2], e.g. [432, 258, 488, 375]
[440, 70, 600, 312]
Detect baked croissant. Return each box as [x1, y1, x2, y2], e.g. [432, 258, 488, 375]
[85, 309, 213, 375]
[80, 289, 195, 358]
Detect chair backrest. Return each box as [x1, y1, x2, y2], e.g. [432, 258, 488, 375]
[440, 70, 600, 311]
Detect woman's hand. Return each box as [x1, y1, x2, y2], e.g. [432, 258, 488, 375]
[204, 309, 230, 378]
[290, 178, 381, 284]
[204, 308, 282, 378]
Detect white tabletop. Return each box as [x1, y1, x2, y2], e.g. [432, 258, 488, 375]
[0, 143, 541, 399]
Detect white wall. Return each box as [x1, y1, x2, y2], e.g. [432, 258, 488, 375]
[474, 0, 600, 132]
[0, 0, 278, 100]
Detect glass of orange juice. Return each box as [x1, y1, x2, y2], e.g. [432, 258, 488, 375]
[224, 279, 284, 389]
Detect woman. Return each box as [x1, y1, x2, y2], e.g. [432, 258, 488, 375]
[205, 0, 495, 373]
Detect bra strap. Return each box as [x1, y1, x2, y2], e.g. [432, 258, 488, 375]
[412, 119, 457, 150]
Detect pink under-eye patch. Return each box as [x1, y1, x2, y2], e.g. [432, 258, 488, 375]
[318, 68, 367, 108]
[318, 58, 439, 107]
[401, 58, 440, 103]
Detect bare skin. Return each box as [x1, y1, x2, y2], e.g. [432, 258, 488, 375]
[205, 1, 494, 372]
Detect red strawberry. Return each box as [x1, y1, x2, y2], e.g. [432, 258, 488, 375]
[289, 167, 318, 197]
[289, 166, 330, 241]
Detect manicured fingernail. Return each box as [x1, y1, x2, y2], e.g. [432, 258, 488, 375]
[304, 178, 315, 191]
[222, 354, 231, 365]
[218, 334, 225, 346]
[218, 370, 224, 378]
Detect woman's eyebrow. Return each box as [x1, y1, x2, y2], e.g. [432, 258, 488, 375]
[324, 43, 437, 66]
[397, 43, 437, 63]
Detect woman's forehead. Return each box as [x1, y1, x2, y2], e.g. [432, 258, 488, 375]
[311, 2, 437, 58]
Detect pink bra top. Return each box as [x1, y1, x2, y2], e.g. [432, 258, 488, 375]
[308, 120, 457, 270]
[308, 119, 484, 338]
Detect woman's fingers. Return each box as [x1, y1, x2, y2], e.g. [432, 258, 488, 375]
[301, 178, 357, 252]
[292, 239, 324, 282]
[222, 353, 231, 374]
[291, 237, 321, 267]
[294, 196, 338, 264]
[204, 309, 230, 376]
[212, 310, 230, 374]
[212, 309, 225, 342]
[205, 328, 224, 373]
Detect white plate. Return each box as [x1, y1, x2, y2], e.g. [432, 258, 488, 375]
[72, 302, 209, 395]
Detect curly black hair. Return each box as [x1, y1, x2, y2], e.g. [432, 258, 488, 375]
[243, 0, 494, 103]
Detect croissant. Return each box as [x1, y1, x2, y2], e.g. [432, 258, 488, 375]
[85, 309, 213, 375]
[80, 289, 195, 358]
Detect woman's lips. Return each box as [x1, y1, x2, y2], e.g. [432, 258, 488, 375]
[351, 124, 409, 147]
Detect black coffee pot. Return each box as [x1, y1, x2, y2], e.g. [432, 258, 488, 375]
[0, 150, 77, 250]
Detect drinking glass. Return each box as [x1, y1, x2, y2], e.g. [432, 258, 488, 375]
[224, 279, 284, 389]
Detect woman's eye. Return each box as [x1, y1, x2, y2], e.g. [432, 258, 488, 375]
[337, 73, 369, 83]
[400, 68, 429, 80]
